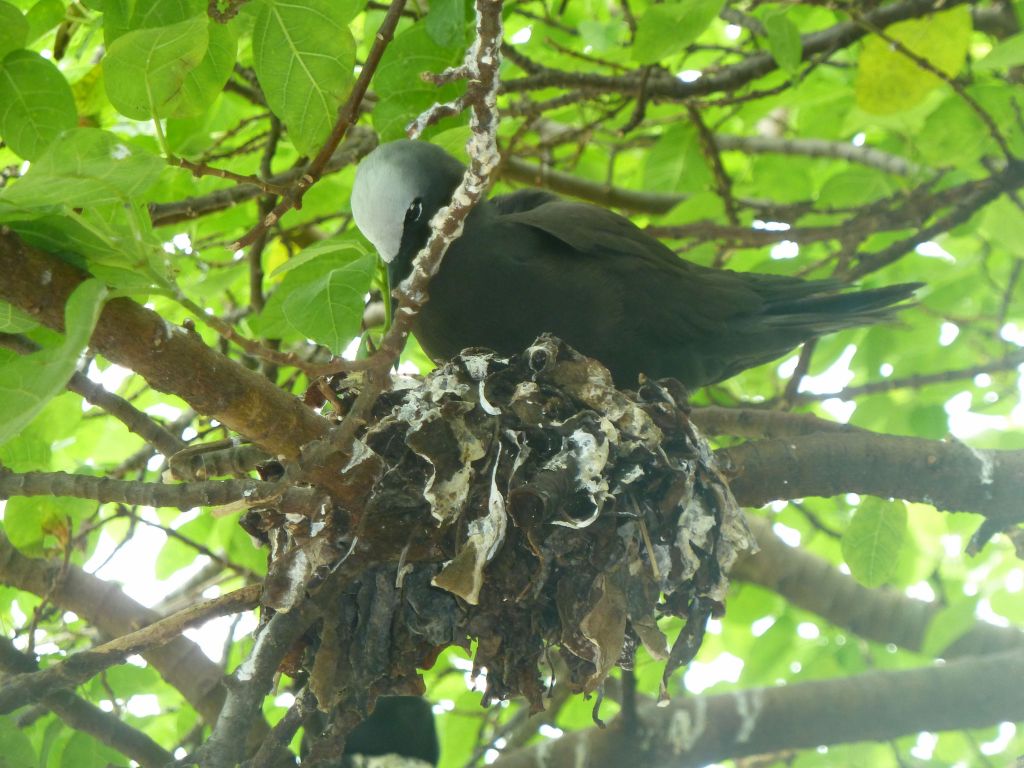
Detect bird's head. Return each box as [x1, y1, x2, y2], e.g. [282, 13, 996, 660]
[351, 140, 466, 283]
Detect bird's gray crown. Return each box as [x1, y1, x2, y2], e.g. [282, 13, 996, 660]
[351, 140, 464, 263]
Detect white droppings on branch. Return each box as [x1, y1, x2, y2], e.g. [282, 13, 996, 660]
[667, 697, 708, 752]
[734, 688, 766, 743]
[964, 442, 995, 486]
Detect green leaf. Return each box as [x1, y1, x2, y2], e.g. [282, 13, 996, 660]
[0, 429, 51, 472]
[764, 12, 802, 72]
[163, 20, 238, 118]
[578, 19, 628, 53]
[643, 123, 711, 194]
[3, 494, 96, 555]
[426, 0, 469, 47]
[841, 498, 908, 588]
[57, 730, 124, 768]
[0, 128, 165, 209]
[855, 6, 971, 114]
[976, 32, 1024, 71]
[0, 1, 28, 58]
[280, 250, 376, 353]
[102, 0, 206, 44]
[0, 279, 108, 446]
[252, 0, 357, 156]
[0, 50, 77, 160]
[0, 300, 37, 333]
[102, 15, 210, 119]
[915, 96, 990, 166]
[817, 168, 894, 207]
[0, 715, 37, 768]
[25, 0, 66, 43]
[633, 0, 725, 64]
[268, 235, 371, 277]
[373, 23, 465, 141]
[921, 599, 977, 656]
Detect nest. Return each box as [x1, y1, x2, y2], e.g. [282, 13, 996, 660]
[249, 335, 755, 733]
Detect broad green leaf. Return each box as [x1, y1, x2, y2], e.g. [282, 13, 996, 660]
[915, 96, 990, 166]
[252, 0, 357, 156]
[0, 128, 165, 209]
[0, 50, 77, 160]
[643, 123, 711, 194]
[373, 24, 465, 141]
[281, 251, 376, 353]
[855, 6, 971, 114]
[56, 729, 124, 768]
[0, 429, 50, 472]
[426, 0, 469, 48]
[161, 20, 237, 118]
[976, 32, 1024, 71]
[0, 279, 107, 446]
[0, 1, 28, 58]
[578, 19, 628, 53]
[25, 0, 65, 42]
[764, 12, 802, 72]
[817, 168, 894, 207]
[841, 498, 907, 587]
[103, 15, 209, 119]
[0, 300, 37, 333]
[921, 599, 978, 656]
[633, 0, 726, 64]
[102, 0, 206, 44]
[0, 716, 37, 768]
[269, 235, 371, 277]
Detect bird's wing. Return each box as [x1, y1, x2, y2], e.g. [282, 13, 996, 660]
[499, 199, 774, 329]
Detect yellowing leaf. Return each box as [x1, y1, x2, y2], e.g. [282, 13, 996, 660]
[855, 6, 970, 114]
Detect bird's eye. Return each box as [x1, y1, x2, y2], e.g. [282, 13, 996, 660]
[406, 198, 423, 224]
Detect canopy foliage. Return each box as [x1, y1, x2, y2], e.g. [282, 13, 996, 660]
[0, 0, 1022, 766]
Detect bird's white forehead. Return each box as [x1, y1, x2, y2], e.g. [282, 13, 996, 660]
[351, 145, 422, 264]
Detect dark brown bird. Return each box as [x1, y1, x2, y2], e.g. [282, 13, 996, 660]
[352, 140, 920, 388]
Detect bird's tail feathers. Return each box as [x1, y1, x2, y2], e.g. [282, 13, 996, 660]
[763, 282, 923, 330]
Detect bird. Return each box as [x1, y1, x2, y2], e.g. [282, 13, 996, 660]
[350, 140, 921, 389]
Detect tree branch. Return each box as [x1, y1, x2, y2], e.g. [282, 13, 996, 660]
[0, 586, 261, 716]
[0, 469, 284, 509]
[0, 637, 174, 767]
[735, 516, 1024, 657]
[721, 432, 1023, 525]
[0, 333, 186, 457]
[490, 648, 1024, 768]
[148, 126, 378, 228]
[501, 0, 971, 100]
[0, 234, 350, 497]
[0, 530, 235, 726]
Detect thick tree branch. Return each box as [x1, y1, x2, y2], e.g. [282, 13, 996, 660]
[691, 406, 869, 439]
[721, 432, 1023, 524]
[735, 516, 1024, 657]
[490, 648, 1024, 768]
[0, 234, 346, 492]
